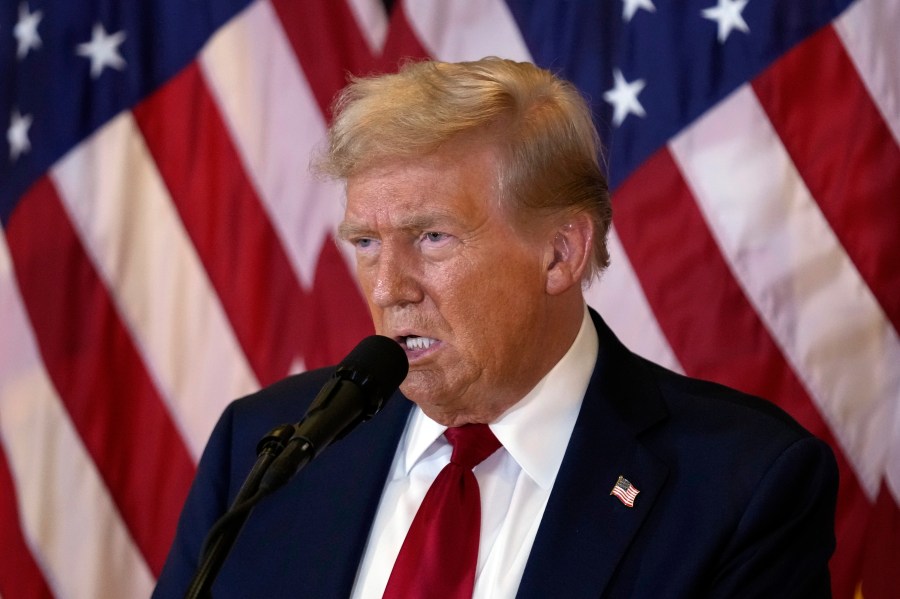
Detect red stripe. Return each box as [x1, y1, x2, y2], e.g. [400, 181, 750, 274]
[752, 25, 900, 334]
[380, 2, 432, 69]
[860, 484, 900, 599]
[0, 442, 54, 599]
[271, 0, 379, 120]
[613, 149, 870, 599]
[133, 63, 315, 385]
[304, 238, 374, 370]
[5, 177, 196, 576]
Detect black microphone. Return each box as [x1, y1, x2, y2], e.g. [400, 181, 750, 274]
[258, 335, 408, 494]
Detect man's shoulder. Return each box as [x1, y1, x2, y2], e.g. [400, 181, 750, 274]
[205, 367, 338, 459]
[227, 367, 336, 419]
[213, 366, 412, 459]
[645, 356, 811, 439]
[627, 355, 827, 480]
[590, 309, 817, 451]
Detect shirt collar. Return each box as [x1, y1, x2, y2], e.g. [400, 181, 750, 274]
[400, 306, 598, 489]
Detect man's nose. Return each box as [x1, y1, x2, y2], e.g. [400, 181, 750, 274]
[370, 246, 423, 308]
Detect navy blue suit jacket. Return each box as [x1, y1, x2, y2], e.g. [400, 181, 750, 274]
[154, 310, 837, 598]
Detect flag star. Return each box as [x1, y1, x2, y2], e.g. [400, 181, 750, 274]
[622, 0, 656, 22]
[702, 0, 750, 43]
[14, 2, 43, 59]
[603, 68, 647, 127]
[76, 22, 127, 78]
[7, 108, 33, 162]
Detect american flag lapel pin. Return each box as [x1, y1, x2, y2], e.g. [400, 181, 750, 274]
[610, 475, 640, 508]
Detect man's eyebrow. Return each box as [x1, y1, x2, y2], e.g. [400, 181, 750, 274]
[336, 222, 369, 241]
[337, 212, 464, 240]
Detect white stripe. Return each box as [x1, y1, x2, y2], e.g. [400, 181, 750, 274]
[585, 229, 683, 373]
[888, 396, 900, 504]
[834, 0, 900, 149]
[669, 85, 900, 500]
[346, 0, 389, 54]
[50, 112, 259, 460]
[200, 0, 348, 290]
[404, 0, 532, 62]
[0, 228, 154, 599]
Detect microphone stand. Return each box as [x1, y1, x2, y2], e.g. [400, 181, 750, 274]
[183, 335, 408, 598]
[184, 425, 295, 599]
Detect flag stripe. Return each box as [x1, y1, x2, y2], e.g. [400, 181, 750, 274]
[379, 0, 431, 65]
[0, 224, 155, 599]
[860, 484, 900, 599]
[612, 153, 773, 393]
[402, 0, 531, 63]
[752, 25, 900, 337]
[670, 84, 900, 500]
[834, 0, 900, 149]
[49, 110, 257, 461]
[0, 377, 156, 599]
[346, 0, 389, 54]
[302, 238, 377, 368]
[200, 1, 348, 291]
[133, 61, 304, 387]
[198, 0, 376, 368]
[584, 230, 683, 374]
[4, 177, 194, 575]
[0, 444, 53, 599]
[612, 148, 869, 598]
[271, 0, 377, 118]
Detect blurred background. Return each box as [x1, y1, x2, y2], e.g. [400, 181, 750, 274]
[1, 0, 897, 597]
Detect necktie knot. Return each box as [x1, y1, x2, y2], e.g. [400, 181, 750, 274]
[445, 424, 501, 470]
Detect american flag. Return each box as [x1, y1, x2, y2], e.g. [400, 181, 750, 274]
[0, 0, 897, 597]
[611, 475, 640, 508]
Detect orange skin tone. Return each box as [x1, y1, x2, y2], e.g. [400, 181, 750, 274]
[339, 143, 593, 427]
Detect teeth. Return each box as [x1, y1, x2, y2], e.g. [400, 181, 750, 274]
[405, 336, 436, 351]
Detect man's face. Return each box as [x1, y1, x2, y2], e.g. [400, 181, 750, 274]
[340, 144, 558, 426]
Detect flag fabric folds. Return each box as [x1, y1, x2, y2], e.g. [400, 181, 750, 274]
[1, 1, 897, 597]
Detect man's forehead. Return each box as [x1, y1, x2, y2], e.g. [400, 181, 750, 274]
[341, 153, 500, 230]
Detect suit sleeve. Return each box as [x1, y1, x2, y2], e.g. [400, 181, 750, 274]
[151, 402, 238, 599]
[708, 435, 839, 598]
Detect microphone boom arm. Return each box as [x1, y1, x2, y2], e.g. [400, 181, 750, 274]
[184, 424, 295, 599]
[181, 334, 408, 598]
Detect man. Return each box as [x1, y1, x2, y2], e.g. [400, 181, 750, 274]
[154, 58, 837, 598]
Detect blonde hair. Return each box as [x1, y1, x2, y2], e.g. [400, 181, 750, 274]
[318, 57, 611, 277]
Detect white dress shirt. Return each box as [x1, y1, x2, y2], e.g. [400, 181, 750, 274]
[350, 307, 599, 598]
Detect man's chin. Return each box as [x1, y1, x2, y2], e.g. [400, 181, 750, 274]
[399, 377, 442, 407]
[401, 386, 499, 427]
[412, 402, 480, 427]
[400, 379, 462, 423]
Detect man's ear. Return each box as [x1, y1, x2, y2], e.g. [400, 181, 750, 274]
[545, 213, 593, 295]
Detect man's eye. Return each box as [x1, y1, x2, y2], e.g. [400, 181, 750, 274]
[423, 232, 449, 243]
[354, 237, 376, 249]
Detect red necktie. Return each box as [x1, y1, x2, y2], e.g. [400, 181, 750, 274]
[383, 424, 502, 599]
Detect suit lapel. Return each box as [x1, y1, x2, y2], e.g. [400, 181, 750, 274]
[517, 311, 670, 598]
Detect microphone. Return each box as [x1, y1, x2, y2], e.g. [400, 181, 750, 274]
[258, 335, 408, 494]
